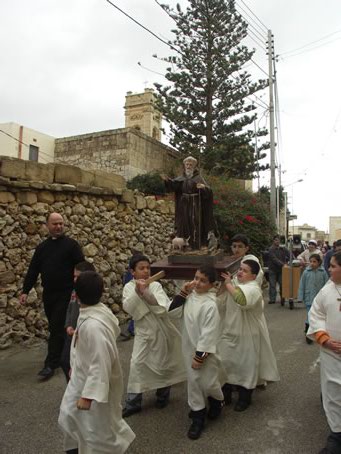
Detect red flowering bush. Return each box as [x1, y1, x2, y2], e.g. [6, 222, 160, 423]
[207, 176, 276, 257]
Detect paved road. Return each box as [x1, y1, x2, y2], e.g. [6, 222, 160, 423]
[0, 297, 329, 454]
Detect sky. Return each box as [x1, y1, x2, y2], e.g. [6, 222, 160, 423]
[1, 0, 341, 232]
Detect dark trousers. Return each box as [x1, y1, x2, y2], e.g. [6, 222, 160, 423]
[268, 269, 283, 303]
[60, 334, 72, 381]
[43, 290, 72, 369]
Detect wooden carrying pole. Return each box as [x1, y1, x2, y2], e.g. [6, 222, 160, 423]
[145, 270, 165, 285]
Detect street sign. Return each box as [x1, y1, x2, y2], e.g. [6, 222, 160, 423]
[289, 215, 297, 220]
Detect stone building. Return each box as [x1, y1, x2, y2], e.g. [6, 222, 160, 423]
[125, 88, 162, 141]
[291, 223, 328, 242]
[0, 89, 179, 182]
[329, 216, 341, 242]
[55, 89, 179, 180]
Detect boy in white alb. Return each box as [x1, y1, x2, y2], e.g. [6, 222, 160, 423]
[122, 255, 186, 417]
[217, 259, 279, 411]
[58, 271, 135, 454]
[169, 265, 224, 440]
[307, 252, 341, 454]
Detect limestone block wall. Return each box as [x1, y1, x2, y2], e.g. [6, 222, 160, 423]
[0, 156, 174, 349]
[55, 128, 178, 181]
[55, 129, 130, 176]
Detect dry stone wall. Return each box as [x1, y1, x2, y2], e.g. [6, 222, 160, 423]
[0, 156, 174, 349]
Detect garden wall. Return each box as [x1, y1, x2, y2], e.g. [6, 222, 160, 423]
[0, 156, 174, 349]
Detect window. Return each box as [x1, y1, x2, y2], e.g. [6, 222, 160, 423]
[29, 144, 39, 161]
[307, 233, 311, 239]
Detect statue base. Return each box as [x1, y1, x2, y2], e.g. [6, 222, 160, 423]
[151, 254, 241, 281]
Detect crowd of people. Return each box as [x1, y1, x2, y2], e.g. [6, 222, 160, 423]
[19, 212, 341, 454]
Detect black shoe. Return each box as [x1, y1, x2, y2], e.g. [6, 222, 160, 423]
[234, 400, 250, 412]
[306, 336, 313, 344]
[222, 383, 232, 405]
[207, 396, 224, 420]
[122, 407, 141, 418]
[155, 399, 169, 409]
[37, 367, 54, 380]
[187, 421, 204, 440]
[268, 301, 275, 304]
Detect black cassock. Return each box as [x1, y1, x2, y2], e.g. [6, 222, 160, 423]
[165, 170, 215, 250]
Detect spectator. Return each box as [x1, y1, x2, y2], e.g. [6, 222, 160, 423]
[324, 240, 341, 275]
[297, 240, 323, 268]
[267, 235, 289, 304]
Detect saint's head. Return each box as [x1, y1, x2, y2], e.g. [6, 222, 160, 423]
[183, 156, 198, 178]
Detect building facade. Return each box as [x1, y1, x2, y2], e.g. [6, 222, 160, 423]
[0, 122, 55, 163]
[329, 217, 341, 242]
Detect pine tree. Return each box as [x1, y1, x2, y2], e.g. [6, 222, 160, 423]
[154, 0, 269, 179]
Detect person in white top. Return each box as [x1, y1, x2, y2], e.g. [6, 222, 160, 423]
[217, 260, 279, 412]
[58, 271, 135, 454]
[307, 251, 341, 454]
[297, 239, 323, 267]
[122, 255, 186, 418]
[169, 265, 224, 440]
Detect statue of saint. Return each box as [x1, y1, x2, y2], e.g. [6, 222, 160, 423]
[162, 156, 216, 250]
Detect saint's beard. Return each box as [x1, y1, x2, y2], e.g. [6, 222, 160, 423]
[185, 169, 194, 178]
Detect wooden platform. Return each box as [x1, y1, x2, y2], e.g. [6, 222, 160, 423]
[151, 255, 242, 280]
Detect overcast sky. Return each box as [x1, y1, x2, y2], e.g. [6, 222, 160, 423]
[1, 0, 340, 232]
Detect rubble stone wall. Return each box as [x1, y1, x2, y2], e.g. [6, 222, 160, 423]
[0, 156, 174, 349]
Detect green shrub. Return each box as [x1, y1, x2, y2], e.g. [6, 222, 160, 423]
[207, 176, 276, 257]
[127, 172, 166, 195]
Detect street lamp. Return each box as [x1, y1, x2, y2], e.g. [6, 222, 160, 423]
[285, 179, 304, 237]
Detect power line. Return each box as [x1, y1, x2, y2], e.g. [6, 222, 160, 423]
[104, 0, 181, 56]
[246, 30, 267, 51]
[137, 61, 165, 77]
[235, 2, 268, 41]
[250, 58, 268, 77]
[237, 0, 269, 33]
[280, 36, 341, 60]
[280, 28, 341, 56]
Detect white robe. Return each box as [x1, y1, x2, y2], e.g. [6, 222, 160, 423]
[217, 280, 279, 389]
[123, 281, 186, 393]
[307, 283, 341, 432]
[181, 289, 224, 411]
[58, 303, 135, 454]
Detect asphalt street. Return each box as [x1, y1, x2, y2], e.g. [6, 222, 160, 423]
[0, 295, 329, 454]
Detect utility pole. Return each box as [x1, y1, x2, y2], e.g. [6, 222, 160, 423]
[267, 30, 276, 224]
[254, 116, 260, 191]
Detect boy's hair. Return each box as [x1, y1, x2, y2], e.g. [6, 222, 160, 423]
[273, 234, 280, 241]
[198, 264, 217, 283]
[75, 260, 96, 273]
[129, 254, 150, 270]
[231, 234, 250, 247]
[75, 271, 103, 306]
[243, 259, 260, 276]
[335, 239, 341, 248]
[309, 253, 322, 265]
[332, 251, 341, 267]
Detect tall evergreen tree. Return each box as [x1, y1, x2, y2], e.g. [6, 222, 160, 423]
[154, 0, 269, 178]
